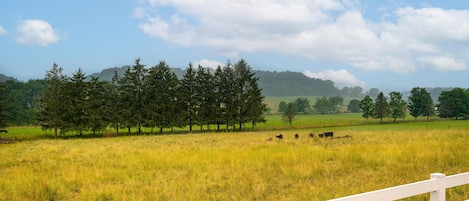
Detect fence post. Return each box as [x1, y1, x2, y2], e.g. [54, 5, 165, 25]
[430, 173, 446, 201]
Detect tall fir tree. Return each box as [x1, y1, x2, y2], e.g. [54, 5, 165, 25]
[109, 71, 123, 134]
[87, 76, 111, 134]
[36, 63, 67, 138]
[119, 59, 147, 133]
[373, 92, 389, 123]
[233, 59, 265, 130]
[245, 70, 266, 130]
[219, 63, 237, 131]
[64, 68, 88, 135]
[144, 61, 180, 133]
[180, 63, 197, 132]
[194, 65, 216, 131]
[213, 65, 226, 131]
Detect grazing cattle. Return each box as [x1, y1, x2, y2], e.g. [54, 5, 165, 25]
[324, 132, 334, 138]
[308, 133, 314, 138]
[294, 133, 299, 139]
[0, 129, 7, 133]
[319, 133, 324, 138]
[276, 134, 283, 139]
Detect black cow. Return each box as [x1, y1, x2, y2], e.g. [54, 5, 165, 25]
[276, 134, 283, 139]
[324, 132, 334, 138]
[294, 133, 299, 139]
[319, 133, 324, 138]
[0, 129, 7, 133]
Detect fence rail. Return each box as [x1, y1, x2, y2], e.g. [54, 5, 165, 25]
[329, 172, 469, 201]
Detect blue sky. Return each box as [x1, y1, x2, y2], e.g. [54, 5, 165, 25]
[1, 0, 469, 91]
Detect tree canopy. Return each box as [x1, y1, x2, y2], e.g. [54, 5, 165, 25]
[408, 87, 434, 119]
[34, 59, 266, 135]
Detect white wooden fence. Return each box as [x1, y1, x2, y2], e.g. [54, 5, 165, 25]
[329, 172, 469, 201]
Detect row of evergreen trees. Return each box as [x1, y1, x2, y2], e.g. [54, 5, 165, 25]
[37, 59, 266, 138]
[358, 87, 469, 123]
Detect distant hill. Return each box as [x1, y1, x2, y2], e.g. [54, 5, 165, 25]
[90, 66, 342, 97]
[0, 73, 16, 82]
[255, 71, 340, 96]
[89, 66, 186, 81]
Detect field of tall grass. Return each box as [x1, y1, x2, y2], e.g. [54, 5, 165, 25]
[1, 119, 468, 200]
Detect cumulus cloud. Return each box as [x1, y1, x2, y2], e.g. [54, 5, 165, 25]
[0, 26, 6, 35]
[136, 1, 469, 72]
[16, 19, 61, 46]
[304, 69, 366, 88]
[192, 59, 225, 70]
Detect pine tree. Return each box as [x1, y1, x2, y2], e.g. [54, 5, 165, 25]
[36, 63, 67, 138]
[109, 71, 123, 134]
[194, 65, 216, 131]
[218, 63, 237, 131]
[373, 92, 389, 123]
[65, 68, 88, 135]
[144, 61, 179, 133]
[233, 59, 265, 130]
[119, 59, 147, 133]
[245, 71, 266, 130]
[213, 66, 226, 131]
[180, 63, 197, 132]
[87, 76, 111, 135]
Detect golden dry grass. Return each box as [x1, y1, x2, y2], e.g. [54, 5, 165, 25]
[0, 128, 468, 201]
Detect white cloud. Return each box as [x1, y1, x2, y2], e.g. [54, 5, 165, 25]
[419, 56, 466, 71]
[16, 19, 61, 46]
[303, 69, 366, 88]
[0, 26, 6, 35]
[136, 1, 469, 72]
[192, 59, 224, 70]
[132, 7, 148, 19]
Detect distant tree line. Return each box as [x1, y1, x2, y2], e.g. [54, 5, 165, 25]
[0, 79, 46, 128]
[35, 59, 266, 138]
[278, 96, 344, 114]
[358, 87, 469, 123]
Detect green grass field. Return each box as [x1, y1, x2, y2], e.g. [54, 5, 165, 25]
[1, 115, 468, 200]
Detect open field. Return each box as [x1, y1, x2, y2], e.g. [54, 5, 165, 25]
[1, 119, 468, 200]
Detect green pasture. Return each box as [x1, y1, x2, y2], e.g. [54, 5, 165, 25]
[1, 114, 468, 200]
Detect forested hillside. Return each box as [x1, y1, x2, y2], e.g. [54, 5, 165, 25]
[91, 66, 346, 97]
[0, 73, 16, 82]
[255, 71, 340, 96]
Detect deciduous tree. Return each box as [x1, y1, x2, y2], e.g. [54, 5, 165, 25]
[389, 91, 406, 122]
[408, 87, 434, 120]
[282, 103, 296, 128]
[437, 88, 468, 119]
[359, 95, 374, 120]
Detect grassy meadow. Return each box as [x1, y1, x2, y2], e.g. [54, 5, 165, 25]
[1, 116, 469, 200]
